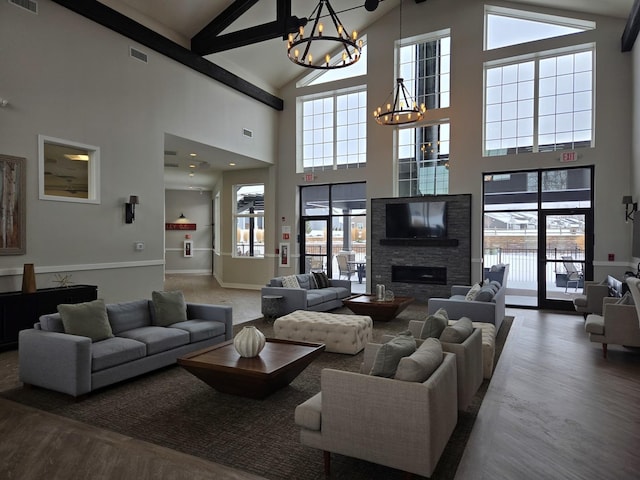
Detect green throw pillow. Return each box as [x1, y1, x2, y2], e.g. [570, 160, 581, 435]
[370, 331, 416, 378]
[58, 299, 113, 342]
[439, 317, 473, 344]
[395, 337, 444, 382]
[152, 290, 187, 327]
[420, 308, 449, 339]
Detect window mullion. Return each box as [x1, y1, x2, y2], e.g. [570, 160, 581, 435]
[533, 59, 540, 153]
[333, 95, 338, 169]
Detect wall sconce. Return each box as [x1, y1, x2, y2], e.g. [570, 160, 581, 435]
[623, 195, 637, 222]
[125, 195, 139, 224]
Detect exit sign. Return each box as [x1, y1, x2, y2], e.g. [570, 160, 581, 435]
[560, 151, 577, 163]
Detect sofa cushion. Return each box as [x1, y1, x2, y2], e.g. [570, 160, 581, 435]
[585, 315, 604, 335]
[394, 337, 443, 382]
[440, 317, 474, 343]
[296, 274, 313, 290]
[58, 299, 114, 342]
[270, 277, 285, 287]
[169, 319, 226, 343]
[420, 308, 449, 339]
[475, 286, 496, 302]
[282, 275, 301, 289]
[465, 283, 482, 301]
[370, 331, 416, 378]
[107, 299, 152, 334]
[118, 326, 190, 355]
[616, 292, 634, 305]
[91, 337, 146, 372]
[325, 286, 350, 299]
[151, 291, 188, 327]
[39, 313, 65, 333]
[306, 290, 335, 307]
[313, 272, 330, 289]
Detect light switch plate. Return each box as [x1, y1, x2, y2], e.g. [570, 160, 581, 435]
[134, 242, 144, 251]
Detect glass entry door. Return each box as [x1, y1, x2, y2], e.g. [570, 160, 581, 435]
[301, 217, 330, 275]
[540, 211, 592, 309]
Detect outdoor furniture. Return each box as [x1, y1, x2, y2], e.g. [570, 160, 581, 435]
[562, 256, 584, 292]
[336, 253, 357, 281]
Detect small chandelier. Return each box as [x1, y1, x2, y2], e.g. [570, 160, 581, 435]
[374, 78, 426, 125]
[287, 0, 363, 70]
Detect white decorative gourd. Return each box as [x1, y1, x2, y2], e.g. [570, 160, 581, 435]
[233, 326, 266, 358]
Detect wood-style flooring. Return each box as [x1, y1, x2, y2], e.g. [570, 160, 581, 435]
[1, 276, 639, 479]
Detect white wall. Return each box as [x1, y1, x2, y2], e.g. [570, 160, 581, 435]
[277, 0, 633, 286]
[0, 1, 278, 301]
[165, 190, 212, 274]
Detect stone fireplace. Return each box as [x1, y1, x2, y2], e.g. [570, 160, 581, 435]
[370, 194, 471, 300]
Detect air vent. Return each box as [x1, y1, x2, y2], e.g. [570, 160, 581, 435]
[129, 47, 148, 63]
[242, 128, 253, 139]
[164, 150, 177, 156]
[9, 0, 38, 14]
[164, 163, 179, 168]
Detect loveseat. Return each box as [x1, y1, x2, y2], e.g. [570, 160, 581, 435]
[427, 264, 509, 331]
[261, 273, 351, 317]
[18, 296, 232, 397]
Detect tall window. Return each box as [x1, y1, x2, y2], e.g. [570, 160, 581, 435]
[300, 88, 367, 171]
[484, 47, 593, 156]
[396, 32, 451, 196]
[234, 184, 264, 258]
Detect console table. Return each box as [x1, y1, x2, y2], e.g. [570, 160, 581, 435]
[0, 284, 98, 350]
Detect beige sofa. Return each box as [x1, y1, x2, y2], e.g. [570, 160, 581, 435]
[294, 347, 458, 478]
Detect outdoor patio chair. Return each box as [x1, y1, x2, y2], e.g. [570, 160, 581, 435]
[562, 256, 584, 292]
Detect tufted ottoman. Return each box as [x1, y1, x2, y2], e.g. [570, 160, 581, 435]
[274, 310, 373, 355]
[450, 320, 496, 379]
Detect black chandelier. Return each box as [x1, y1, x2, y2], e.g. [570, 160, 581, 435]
[374, 77, 426, 125]
[287, 0, 363, 70]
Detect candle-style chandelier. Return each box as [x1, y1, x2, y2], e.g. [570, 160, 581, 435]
[373, 0, 425, 126]
[287, 0, 363, 70]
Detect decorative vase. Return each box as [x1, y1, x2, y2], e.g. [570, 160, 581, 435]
[233, 326, 266, 358]
[22, 263, 36, 294]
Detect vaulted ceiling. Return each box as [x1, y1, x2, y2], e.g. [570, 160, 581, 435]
[48, 0, 636, 190]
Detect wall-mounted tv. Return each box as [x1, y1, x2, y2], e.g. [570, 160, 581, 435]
[386, 201, 448, 239]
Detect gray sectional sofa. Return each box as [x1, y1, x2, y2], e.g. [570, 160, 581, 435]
[18, 298, 232, 397]
[261, 273, 351, 317]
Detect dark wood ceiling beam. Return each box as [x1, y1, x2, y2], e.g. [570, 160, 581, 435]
[622, 0, 640, 52]
[192, 0, 261, 47]
[191, 0, 304, 56]
[50, 0, 283, 110]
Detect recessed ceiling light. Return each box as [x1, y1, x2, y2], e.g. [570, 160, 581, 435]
[189, 164, 196, 168]
[190, 153, 197, 157]
[64, 154, 90, 161]
[189, 172, 195, 177]
[229, 162, 236, 166]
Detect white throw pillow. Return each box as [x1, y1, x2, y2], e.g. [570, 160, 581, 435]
[465, 283, 482, 301]
[281, 275, 301, 289]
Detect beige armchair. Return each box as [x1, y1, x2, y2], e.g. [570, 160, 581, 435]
[573, 280, 609, 318]
[294, 348, 458, 478]
[407, 321, 483, 411]
[584, 277, 640, 358]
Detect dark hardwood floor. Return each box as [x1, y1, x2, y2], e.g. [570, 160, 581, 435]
[1, 285, 639, 479]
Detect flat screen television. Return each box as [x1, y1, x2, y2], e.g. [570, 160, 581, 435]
[385, 201, 448, 238]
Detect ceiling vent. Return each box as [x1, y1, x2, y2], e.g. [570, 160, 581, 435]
[164, 162, 180, 168]
[9, 0, 38, 14]
[164, 150, 177, 156]
[242, 128, 253, 139]
[129, 47, 148, 63]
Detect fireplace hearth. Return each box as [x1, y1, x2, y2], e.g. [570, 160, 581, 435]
[392, 266, 447, 285]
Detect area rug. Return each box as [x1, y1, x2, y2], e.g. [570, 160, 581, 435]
[1, 306, 513, 480]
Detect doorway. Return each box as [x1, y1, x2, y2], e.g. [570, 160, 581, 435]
[483, 166, 594, 309]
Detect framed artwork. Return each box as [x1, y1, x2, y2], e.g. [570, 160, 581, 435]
[0, 154, 26, 255]
[279, 242, 290, 267]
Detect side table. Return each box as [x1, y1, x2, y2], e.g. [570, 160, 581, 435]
[262, 294, 284, 322]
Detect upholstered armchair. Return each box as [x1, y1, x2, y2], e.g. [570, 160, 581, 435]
[294, 347, 458, 478]
[584, 277, 640, 358]
[573, 280, 609, 318]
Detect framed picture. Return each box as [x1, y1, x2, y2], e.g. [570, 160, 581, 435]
[0, 154, 26, 255]
[279, 242, 290, 267]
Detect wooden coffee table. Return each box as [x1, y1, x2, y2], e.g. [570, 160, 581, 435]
[177, 338, 325, 399]
[343, 294, 415, 322]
